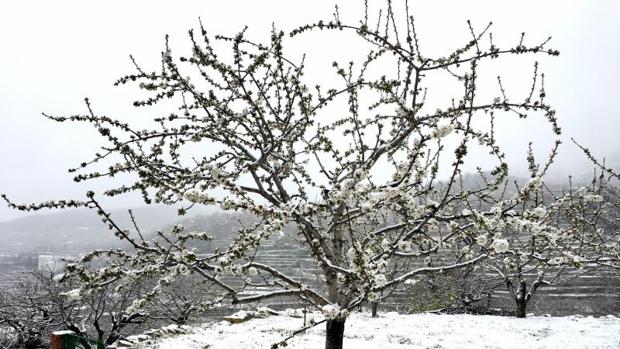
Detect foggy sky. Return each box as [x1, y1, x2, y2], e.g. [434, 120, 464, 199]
[1, 0, 619, 222]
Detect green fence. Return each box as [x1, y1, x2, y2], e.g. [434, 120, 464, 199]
[61, 333, 106, 349]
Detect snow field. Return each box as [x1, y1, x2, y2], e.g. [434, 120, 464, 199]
[153, 311, 620, 349]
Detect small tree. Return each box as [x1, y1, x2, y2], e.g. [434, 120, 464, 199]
[0, 273, 54, 349]
[0, 268, 218, 347]
[4, 1, 581, 348]
[470, 172, 620, 318]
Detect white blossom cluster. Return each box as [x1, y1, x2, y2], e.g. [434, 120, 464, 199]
[321, 304, 347, 320]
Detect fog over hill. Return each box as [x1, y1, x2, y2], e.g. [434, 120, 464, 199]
[0, 173, 607, 255]
[0, 205, 214, 254]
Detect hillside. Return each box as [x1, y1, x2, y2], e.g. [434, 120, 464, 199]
[0, 206, 183, 254]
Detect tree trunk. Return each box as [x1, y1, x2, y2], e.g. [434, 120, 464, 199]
[325, 318, 346, 349]
[515, 277, 529, 318]
[371, 302, 378, 317]
[515, 299, 527, 318]
[323, 205, 347, 349]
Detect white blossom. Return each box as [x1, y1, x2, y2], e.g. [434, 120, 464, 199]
[60, 288, 81, 301]
[184, 189, 214, 205]
[125, 298, 146, 315]
[322, 304, 341, 320]
[367, 292, 379, 302]
[360, 202, 373, 211]
[380, 239, 391, 250]
[218, 257, 230, 266]
[490, 238, 510, 253]
[434, 124, 454, 138]
[373, 274, 387, 288]
[398, 240, 413, 253]
[525, 177, 542, 191]
[396, 106, 408, 118]
[584, 194, 604, 203]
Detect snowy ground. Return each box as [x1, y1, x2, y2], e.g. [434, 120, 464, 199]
[148, 311, 620, 349]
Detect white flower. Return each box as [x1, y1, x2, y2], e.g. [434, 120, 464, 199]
[476, 234, 488, 246]
[398, 240, 413, 253]
[550, 256, 563, 265]
[460, 246, 471, 255]
[564, 252, 583, 264]
[374, 274, 387, 288]
[247, 267, 258, 276]
[354, 168, 367, 180]
[219, 257, 230, 266]
[340, 179, 353, 191]
[427, 218, 440, 233]
[434, 124, 454, 138]
[184, 189, 214, 205]
[503, 257, 513, 267]
[322, 304, 341, 320]
[360, 202, 373, 211]
[61, 288, 81, 301]
[126, 298, 146, 315]
[525, 177, 542, 191]
[330, 190, 343, 201]
[383, 187, 400, 199]
[381, 239, 391, 250]
[490, 206, 502, 215]
[531, 206, 547, 218]
[347, 245, 369, 275]
[584, 194, 604, 203]
[490, 238, 510, 253]
[367, 292, 379, 302]
[374, 258, 388, 274]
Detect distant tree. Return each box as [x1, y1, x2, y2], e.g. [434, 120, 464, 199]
[474, 175, 619, 317]
[0, 273, 52, 349]
[7, 1, 606, 348]
[405, 257, 500, 314]
[0, 271, 97, 349]
[0, 269, 217, 348]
